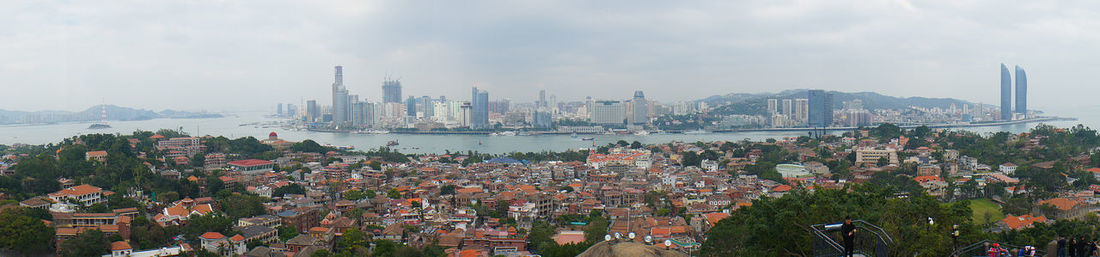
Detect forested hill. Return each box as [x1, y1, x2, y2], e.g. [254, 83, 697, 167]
[703, 89, 978, 116]
[0, 105, 222, 125]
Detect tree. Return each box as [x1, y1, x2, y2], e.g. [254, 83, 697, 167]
[183, 213, 233, 241]
[0, 208, 54, 254]
[387, 188, 402, 199]
[584, 217, 609, 244]
[205, 176, 224, 196]
[291, 140, 330, 154]
[59, 230, 109, 257]
[440, 185, 456, 195]
[310, 249, 332, 257]
[272, 184, 306, 198]
[278, 225, 298, 241]
[218, 194, 267, 219]
[343, 189, 367, 201]
[528, 221, 555, 253]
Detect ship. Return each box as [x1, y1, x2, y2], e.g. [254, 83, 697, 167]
[386, 140, 399, 146]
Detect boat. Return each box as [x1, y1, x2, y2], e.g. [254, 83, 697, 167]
[88, 123, 111, 129]
[571, 133, 578, 138]
[633, 130, 650, 136]
[387, 140, 399, 146]
[581, 137, 596, 141]
[684, 129, 709, 134]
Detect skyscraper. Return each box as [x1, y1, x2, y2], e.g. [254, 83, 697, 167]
[1015, 65, 1027, 116]
[331, 66, 350, 126]
[382, 78, 402, 103]
[406, 96, 418, 117]
[277, 103, 283, 116]
[632, 90, 648, 125]
[537, 90, 547, 108]
[781, 99, 793, 115]
[306, 100, 319, 123]
[767, 99, 778, 115]
[1000, 63, 1012, 120]
[471, 87, 490, 129]
[808, 90, 833, 127]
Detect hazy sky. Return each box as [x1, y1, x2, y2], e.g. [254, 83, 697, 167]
[1, 0, 1098, 112]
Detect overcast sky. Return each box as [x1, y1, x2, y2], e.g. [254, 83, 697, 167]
[1, 0, 1098, 112]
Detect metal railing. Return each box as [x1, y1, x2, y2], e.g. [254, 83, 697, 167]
[811, 220, 892, 257]
[948, 239, 1044, 257]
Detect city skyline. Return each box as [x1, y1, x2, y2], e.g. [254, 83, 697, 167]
[1, 1, 1098, 112]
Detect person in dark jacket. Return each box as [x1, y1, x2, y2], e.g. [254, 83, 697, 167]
[1059, 236, 1067, 257]
[1070, 237, 1078, 257]
[840, 216, 857, 257]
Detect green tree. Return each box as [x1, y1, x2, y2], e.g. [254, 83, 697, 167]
[0, 208, 54, 254]
[272, 184, 306, 198]
[59, 229, 110, 257]
[584, 217, 609, 244]
[278, 225, 298, 241]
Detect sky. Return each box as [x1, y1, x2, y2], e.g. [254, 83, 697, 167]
[1, 0, 1099, 113]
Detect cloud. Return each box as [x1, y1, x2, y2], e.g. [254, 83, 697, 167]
[0, 0, 1098, 112]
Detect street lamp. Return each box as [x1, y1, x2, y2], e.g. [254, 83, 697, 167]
[951, 224, 960, 254]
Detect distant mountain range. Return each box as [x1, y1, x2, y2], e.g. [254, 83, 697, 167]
[703, 89, 979, 116]
[0, 105, 223, 125]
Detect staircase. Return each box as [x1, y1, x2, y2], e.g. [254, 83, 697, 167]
[810, 220, 893, 257]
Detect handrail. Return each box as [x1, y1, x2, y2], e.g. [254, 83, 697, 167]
[811, 220, 892, 257]
[949, 239, 1045, 257]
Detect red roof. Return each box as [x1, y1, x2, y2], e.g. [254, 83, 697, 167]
[110, 241, 132, 251]
[228, 159, 274, 167]
[200, 232, 226, 240]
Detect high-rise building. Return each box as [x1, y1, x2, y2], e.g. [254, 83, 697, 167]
[287, 104, 296, 116]
[331, 66, 350, 126]
[537, 90, 548, 108]
[1015, 65, 1027, 116]
[533, 111, 552, 129]
[382, 78, 402, 103]
[1000, 63, 1012, 120]
[471, 87, 490, 129]
[767, 99, 778, 115]
[406, 96, 418, 117]
[306, 100, 319, 123]
[794, 99, 809, 121]
[632, 90, 648, 125]
[782, 99, 793, 115]
[277, 103, 283, 116]
[592, 100, 625, 125]
[808, 90, 834, 127]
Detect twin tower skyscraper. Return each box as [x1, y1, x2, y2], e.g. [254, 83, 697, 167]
[1000, 63, 1027, 121]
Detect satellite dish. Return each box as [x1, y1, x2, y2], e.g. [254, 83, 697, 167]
[628, 232, 636, 239]
[645, 235, 653, 243]
[665, 240, 673, 247]
[604, 235, 612, 241]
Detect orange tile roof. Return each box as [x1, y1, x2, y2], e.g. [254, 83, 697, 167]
[50, 184, 103, 198]
[1040, 198, 1080, 211]
[1002, 214, 1047, 230]
[200, 232, 226, 240]
[110, 241, 132, 251]
[704, 212, 730, 225]
[230, 234, 245, 242]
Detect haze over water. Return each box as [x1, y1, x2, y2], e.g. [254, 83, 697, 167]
[0, 106, 1093, 154]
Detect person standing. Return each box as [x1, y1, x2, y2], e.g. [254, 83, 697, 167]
[1060, 236, 1068, 257]
[840, 216, 857, 257]
[1070, 237, 1078, 257]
